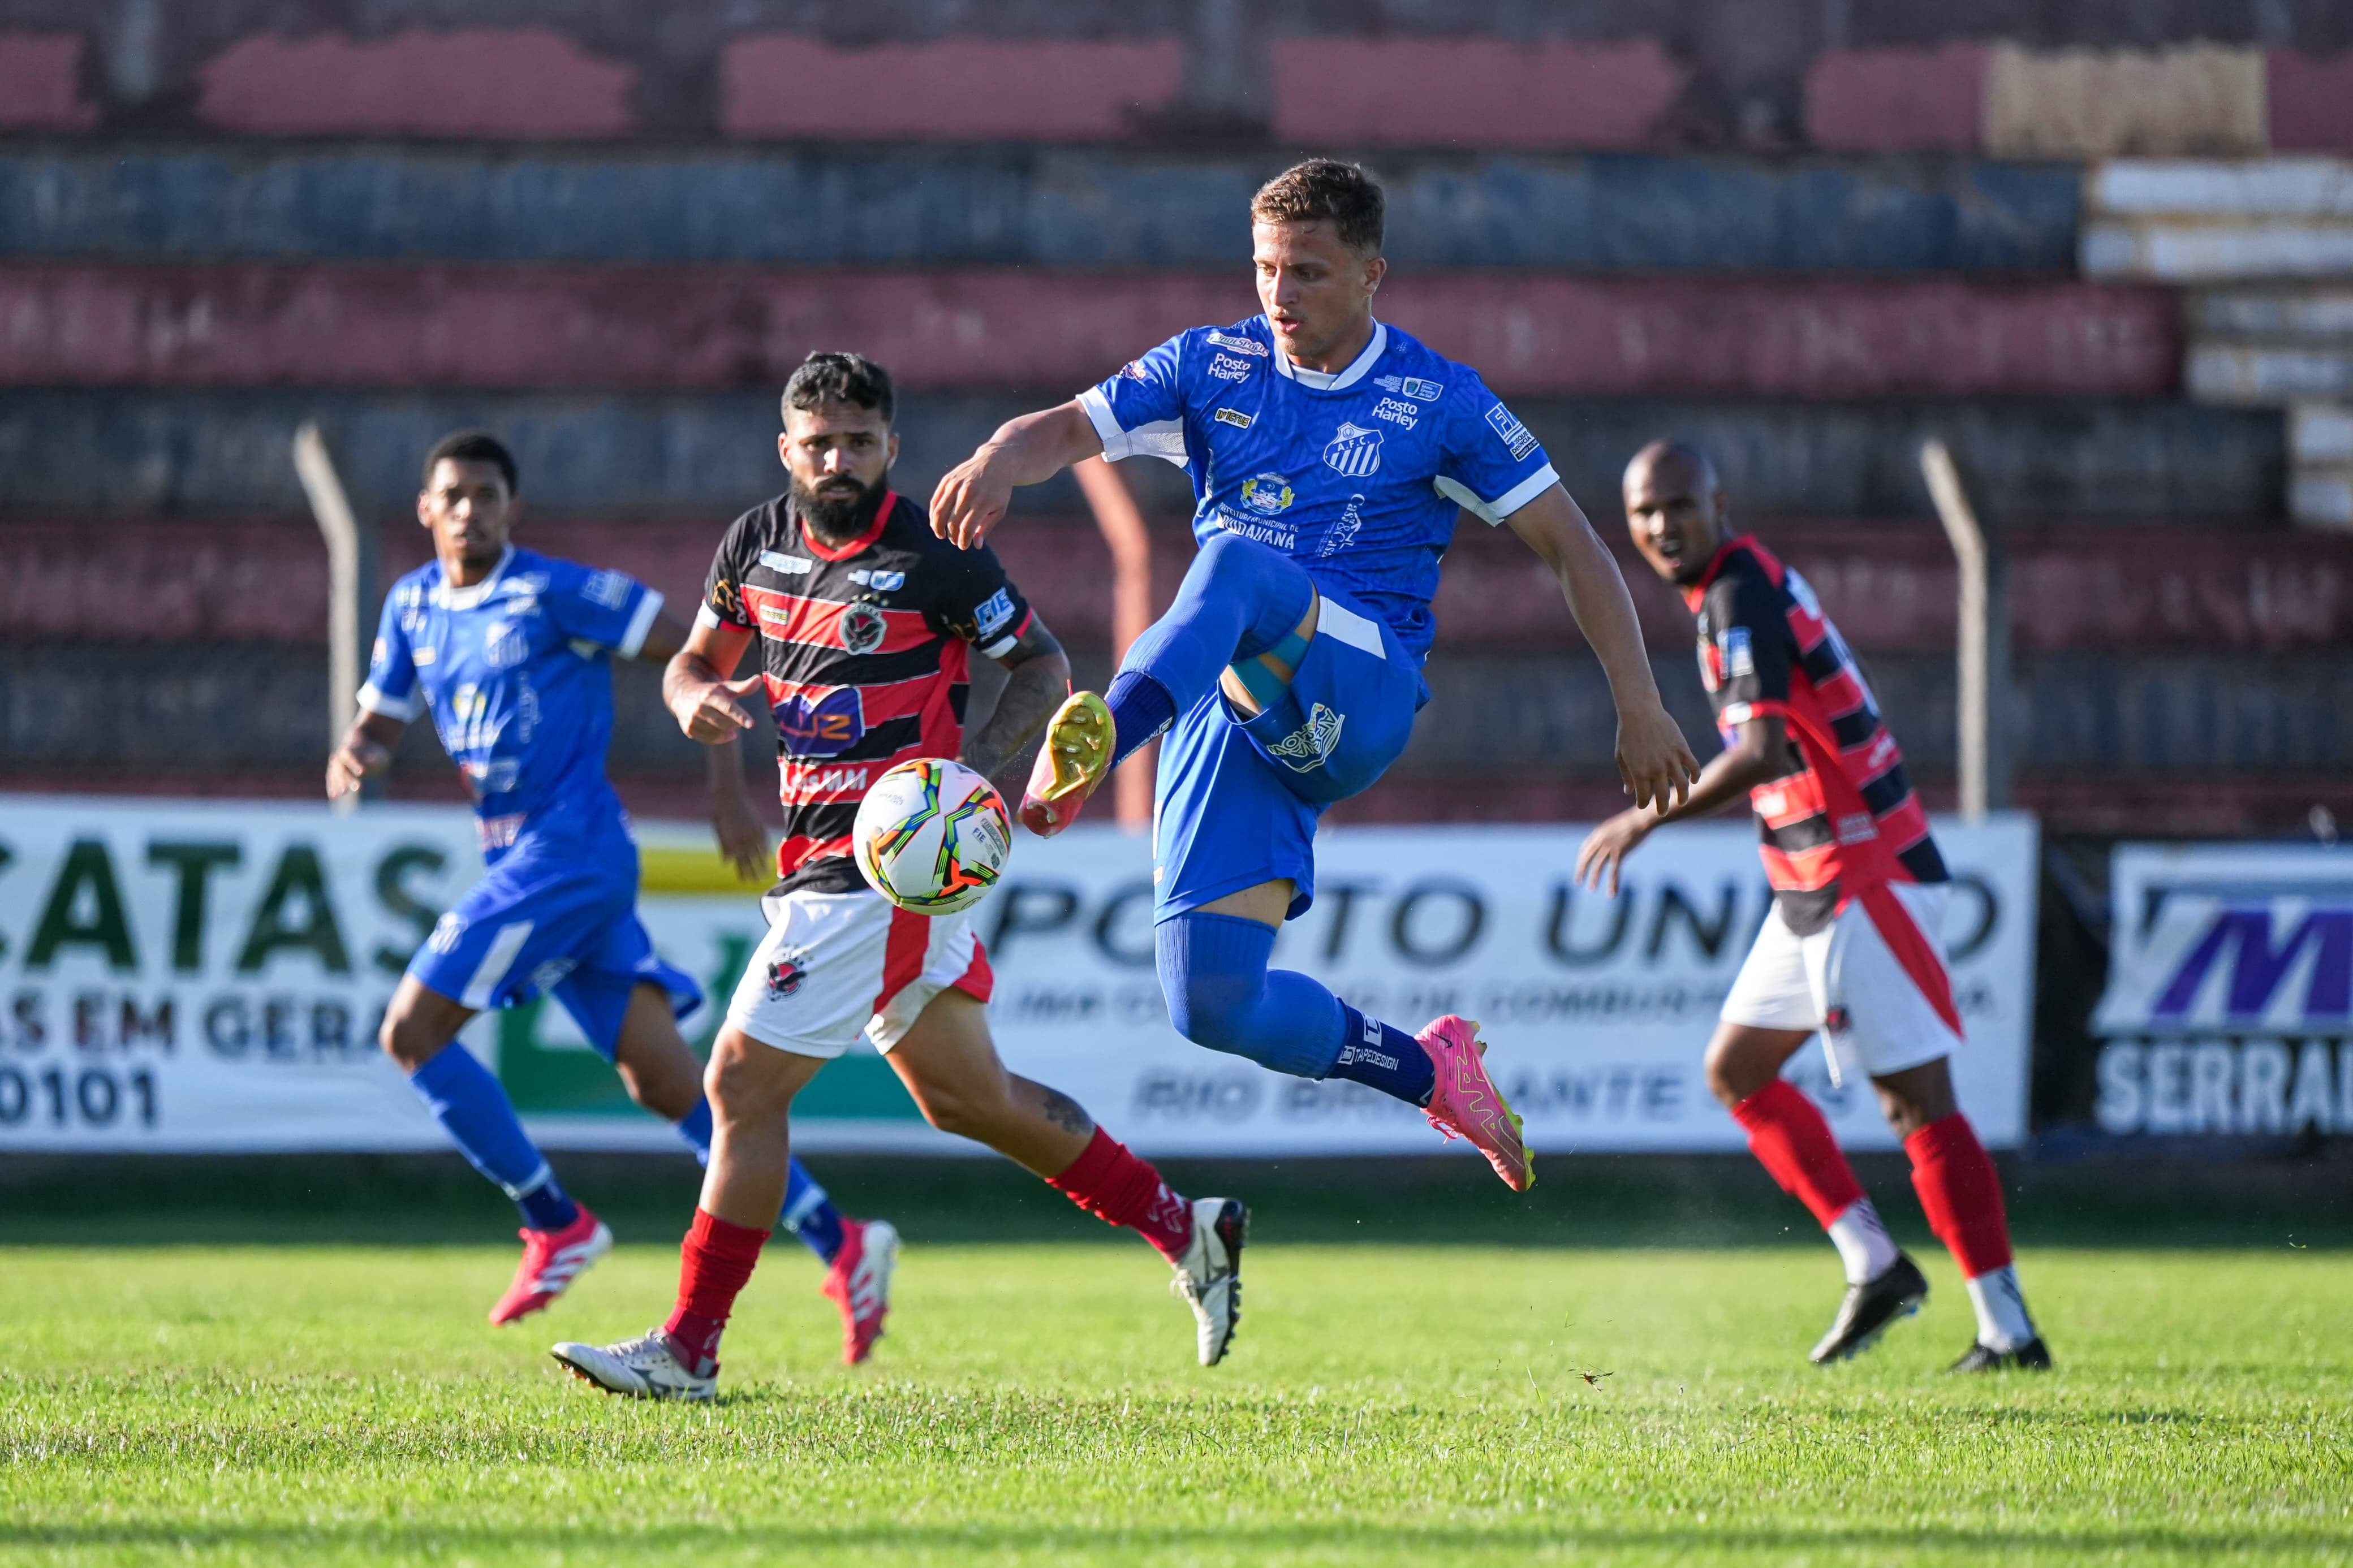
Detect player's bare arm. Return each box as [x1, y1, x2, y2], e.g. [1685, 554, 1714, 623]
[1574, 714, 1787, 896]
[663, 617, 765, 745]
[929, 402, 1103, 550]
[1503, 484, 1701, 810]
[326, 710, 404, 799]
[960, 616, 1071, 784]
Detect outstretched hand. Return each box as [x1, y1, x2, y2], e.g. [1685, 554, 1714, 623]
[1616, 702, 1701, 812]
[710, 788, 773, 883]
[325, 736, 390, 800]
[674, 674, 764, 745]
[1573, 809, 1653, 897]
[930, 448, 1012, 550]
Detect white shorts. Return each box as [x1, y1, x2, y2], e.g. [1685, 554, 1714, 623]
[723, 885, 993, 1060]
[1719, 881, 1961, 1086]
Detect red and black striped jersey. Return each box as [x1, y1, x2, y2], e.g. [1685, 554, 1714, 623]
[700, 489, 1033, 894]
[1686, 534, 1947, 935]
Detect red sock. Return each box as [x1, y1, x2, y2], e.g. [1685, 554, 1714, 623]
[1730, 1079, 1867, 1229]
[663, 1208, 771, 1371]
[1906, 1113, 2012, 1278]
[1045, 1127, 1193, 1262]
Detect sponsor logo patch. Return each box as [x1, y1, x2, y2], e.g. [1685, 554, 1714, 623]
[1240, 473, 1295, 515]
[1214, 407, 1253, 429]
[1268, 703, 1347, 772]
[774, 685, 867, 758]
[1322, 421, 1384, 478]
[1208, 353, 1253, 382]
[1376, 374, 1444, 400]
[1369, 396, 1419, 429]
[1207, 330, 1266, 356]
[1717, 626, 1753, 679]
[759, 549, 814, 575]
[582, 569, 632, 610]
[1318, 494, 1367, 558]
[1121, 360, 1150, 381]
[840, 603, 887, 655]
[411, 645, 437, 666]
[1484, 403, 1539, 461]
[848, 568, 906, 591]
[975, 586, 1018, 639]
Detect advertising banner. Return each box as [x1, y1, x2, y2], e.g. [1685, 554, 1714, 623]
[1, 797, 2037, 1156]
[2091, 843, 2352, 1138]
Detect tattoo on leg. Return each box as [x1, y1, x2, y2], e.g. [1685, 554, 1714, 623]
[1039, 1088, 1095, 1135]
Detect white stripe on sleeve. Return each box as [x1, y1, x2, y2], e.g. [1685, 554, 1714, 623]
[355, 681, 423, 722]
[615, 589, 665, 658]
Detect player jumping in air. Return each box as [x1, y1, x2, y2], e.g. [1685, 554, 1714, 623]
[1576, 439, 2050, 1371]
[328, 431, 898, 1360]
[928, 161, 1701, 1190]
[551, 354, 1247, 1402]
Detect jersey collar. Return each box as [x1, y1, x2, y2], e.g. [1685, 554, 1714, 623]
[1680, 533, 1753, 610]
[432, 545, 515, 610]
[1268, 319, 1387, 392]
[797, 490, 898, 562]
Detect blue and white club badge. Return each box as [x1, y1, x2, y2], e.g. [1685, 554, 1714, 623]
[1323, 421, 1383, 478]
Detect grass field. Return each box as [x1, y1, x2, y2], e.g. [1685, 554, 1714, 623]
[4, 1163, 2350, 1568]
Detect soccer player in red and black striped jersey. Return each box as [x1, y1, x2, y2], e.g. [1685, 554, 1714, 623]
[551, 355, 1247, 1401]
[1576, 440, 2049, 1373]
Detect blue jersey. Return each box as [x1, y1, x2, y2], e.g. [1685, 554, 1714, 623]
[1079, 317, 1557, 661]
[357, 545, 663, 855]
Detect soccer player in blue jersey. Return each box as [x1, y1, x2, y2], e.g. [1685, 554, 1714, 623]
[326, 431, 899, 1360]
[931, 161, 1701, 1189]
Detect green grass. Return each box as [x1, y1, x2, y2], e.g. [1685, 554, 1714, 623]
[3, 1226, 2349, 1566]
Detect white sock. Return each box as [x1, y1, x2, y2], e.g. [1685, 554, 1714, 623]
[1826, 1199, 1899, 1285]
[1964, 1265, 2037, 1351]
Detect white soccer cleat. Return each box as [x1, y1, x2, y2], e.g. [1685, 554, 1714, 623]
[1170, 1196, 1248, 1367]
[550, 1328, 718, 1402]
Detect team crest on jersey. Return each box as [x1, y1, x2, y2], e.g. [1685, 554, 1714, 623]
[1240, 473, 1295, 515]
[1323, 422, 1383, 478]
[766, 945, 812, 999]
[1268, 703, 1346, 772]
[481, 619, 528, 670]
[841, 603, 887, 654]
[774, 685, 867, 758]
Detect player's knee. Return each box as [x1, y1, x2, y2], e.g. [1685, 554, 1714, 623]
[1701, 1047, 1748, 1110]
[704, 1032, 799, 1123]
[1162, 969, 1264, 1056]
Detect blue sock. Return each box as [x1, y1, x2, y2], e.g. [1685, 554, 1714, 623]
[1154, 911, 1354, 1081]
[409, 1045, 579, 1232]
[1331, 1005, 1437, 1108]
[675, 1096, 845, 1264]
[1106, 670, 1176, 767]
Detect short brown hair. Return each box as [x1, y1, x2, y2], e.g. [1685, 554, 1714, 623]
[1251, 159, 1384, 255]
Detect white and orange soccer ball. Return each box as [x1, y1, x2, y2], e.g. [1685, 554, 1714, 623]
[852, 758, 1012, 915]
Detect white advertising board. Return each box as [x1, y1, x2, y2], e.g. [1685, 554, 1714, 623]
[2091, 842, 2352, 1137]
[1, 797, 2037, 1155]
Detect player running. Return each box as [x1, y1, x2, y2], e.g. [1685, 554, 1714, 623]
[328, 430, 899, 1362]
[1576, 439, 2050, 1372]
[550, 353, 1246, 1401]
[928, 161, 1700, 1191]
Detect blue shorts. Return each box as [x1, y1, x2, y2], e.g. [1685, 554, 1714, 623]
[1151, 582, 1423, 924]
[408, 823, 702, 1059]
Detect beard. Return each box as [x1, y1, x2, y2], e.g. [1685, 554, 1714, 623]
[793, 472, 887, 543]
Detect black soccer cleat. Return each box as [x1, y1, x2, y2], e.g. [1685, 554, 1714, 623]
[1949, 1336, 2054, 1373]
[1809, 1251, 1930, 1364]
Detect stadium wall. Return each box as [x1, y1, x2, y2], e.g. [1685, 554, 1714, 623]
[2, 6, 2347, 839]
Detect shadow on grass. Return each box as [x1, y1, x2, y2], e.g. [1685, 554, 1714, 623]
[3, 1151, 2349, 1251]
[1, 1521, 2342, 1561]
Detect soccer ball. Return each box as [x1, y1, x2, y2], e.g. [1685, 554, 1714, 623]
[852, 758, 1012, 914]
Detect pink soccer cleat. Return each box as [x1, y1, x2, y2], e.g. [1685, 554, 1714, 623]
[820, 1217, 900, 1365]
[488, 1206, 612, 1326]
[1018, 690, 1113, 837]
[1417, 1016, 1536, 1192]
